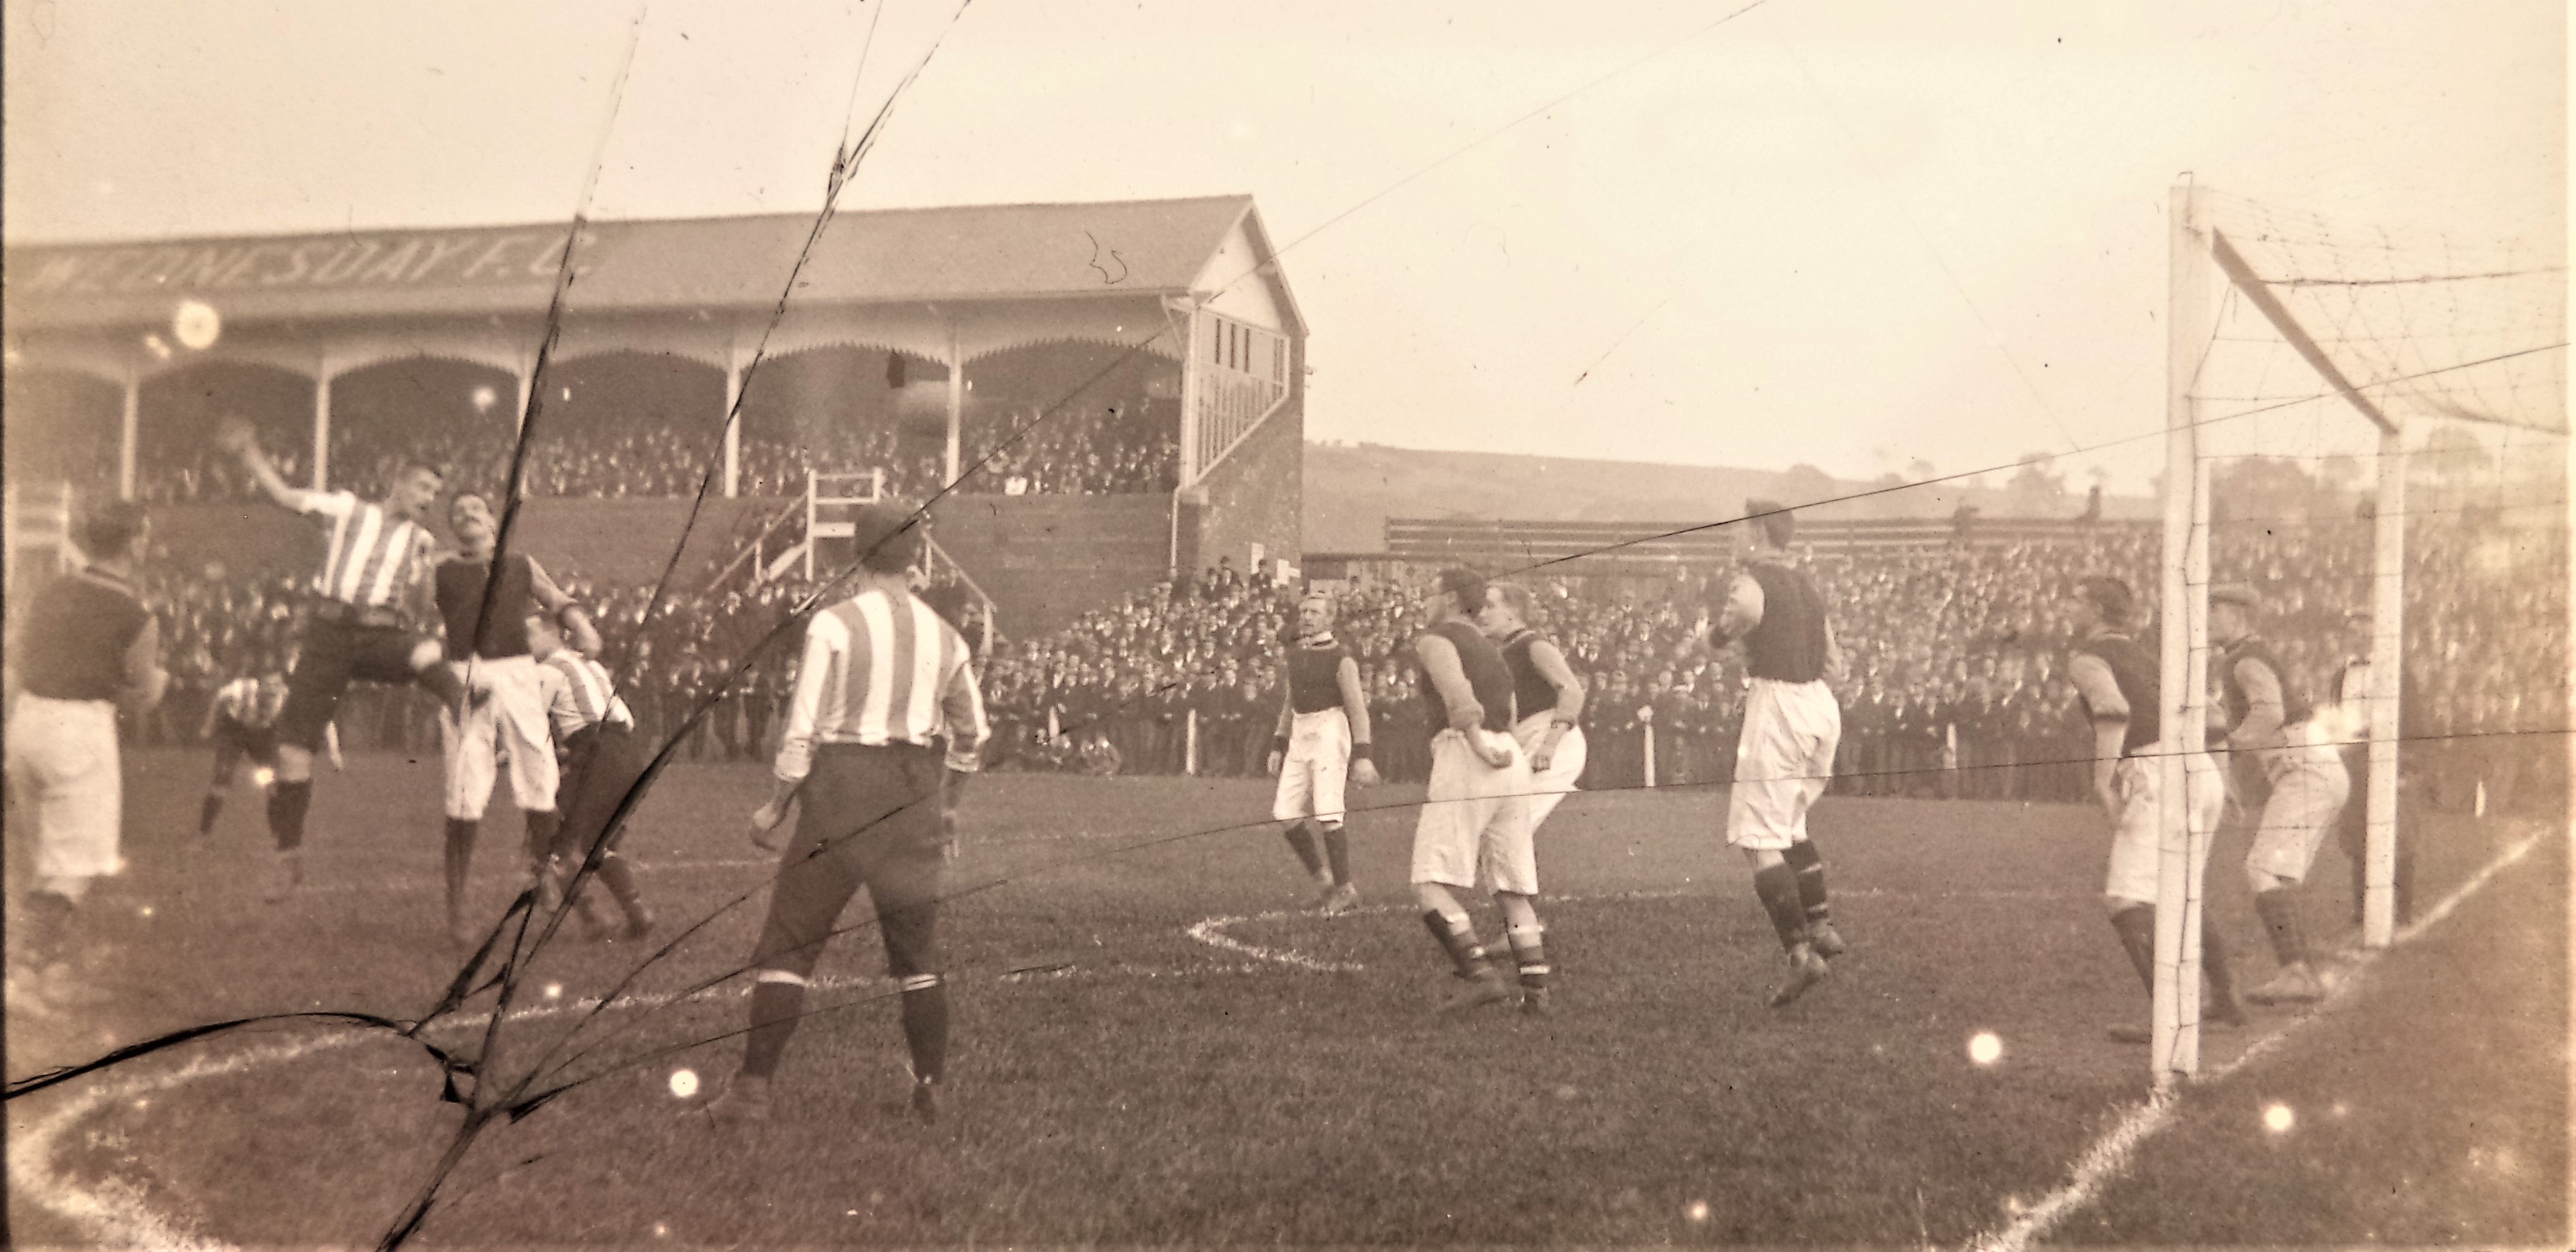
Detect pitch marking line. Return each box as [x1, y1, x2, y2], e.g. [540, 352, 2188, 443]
[8, 940, 1354, 1251]
[1959, 827, 2547, 1252]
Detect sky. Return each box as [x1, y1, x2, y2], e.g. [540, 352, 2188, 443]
[4, 0, 2565, 493]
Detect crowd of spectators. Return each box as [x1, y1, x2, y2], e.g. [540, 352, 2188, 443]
[93, 511, 2567, 824]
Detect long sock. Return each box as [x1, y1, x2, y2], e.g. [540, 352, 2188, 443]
[597, 851, 646, 916]
[267, 780, 314, 852]
[2200, 914, 2239, 1006]
[523, 809, 561, 878]
[199, 793, 224, 835]
[741, 977, 807, 1079]
[2110, 905, 2156, 993]
[19, 890, 77, 970]
[1283, 822, 1324, 878]
[899, 974, 950, 1084]
[1782, 838, 1832, 928]
[2254, 888, 2308, 968]
[416, 663, 468, 707]
[1321, 824, 1351, 887]
[443, 819, 478, 921]
[1752, 865, 1807, 952]
[1422, 910, 1486, 978]
[1505, 924, 1548, 993]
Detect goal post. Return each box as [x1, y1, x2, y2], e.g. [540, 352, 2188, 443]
[2155, 177, 2565, 1085]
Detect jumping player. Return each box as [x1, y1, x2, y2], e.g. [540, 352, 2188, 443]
[1479, 581, 1587, 834]
[2062, 576, 2245, 1044]
[1266, 592, 1379, 916]
[218, 417, 475, 901]
[1683, 500, 1844, 1008]
[196, 666, 340, 839]
[432, 492, 601, 949]
[703, 505, 989, 1128]
[525, 606, 654, 942]
[1407, 568, 1549, 1016]
[2206, 583, 2351, 1006]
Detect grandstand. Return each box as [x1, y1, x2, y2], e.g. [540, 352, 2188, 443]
[1, 195, 1307, 637]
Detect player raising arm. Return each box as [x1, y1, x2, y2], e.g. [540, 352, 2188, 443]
[1677, 500, 1845, 1007]
[1266, 592, 1380, 916]
[217, 415, 474, 901]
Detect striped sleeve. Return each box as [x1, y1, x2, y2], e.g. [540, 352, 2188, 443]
[938, 622, 990, 773]
[772, 611, 846, 786]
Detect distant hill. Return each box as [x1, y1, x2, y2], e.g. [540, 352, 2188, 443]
[1301, 443, 2153, 554]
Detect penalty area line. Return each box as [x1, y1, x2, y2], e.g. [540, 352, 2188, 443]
[1958, 827, 2547, 1252]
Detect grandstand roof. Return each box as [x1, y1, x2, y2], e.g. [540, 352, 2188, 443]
[2, 195, 1291, 331]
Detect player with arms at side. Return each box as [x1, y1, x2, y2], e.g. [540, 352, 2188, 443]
[195, 663, 340, 841]
[524, 606, 655, 942]
[432, 491, 602, 949]
[1479, 581, 1587, 837]
[217, 416, 476, 901]
[703, 506, 989, 1128]
[2205, 583, 2351, 1007]
[5, 502, 165, 1012]
[1266, 592, 1380, 916]
[2061, 576, 2245, 1044]
[1408, 569, 1553, 1016]
[1681, 500, 1845, 1008]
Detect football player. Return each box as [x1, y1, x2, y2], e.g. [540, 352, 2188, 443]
[1266, 592, 1379, 916]
[196, 663, 340, 839]
[2207, 583, 2351, 1005]
[1680, 500, 1845, 1007]
[1479, 581, 1587, 833]
[1407, 569, 1548, 1015]
[525, 606, 653, 942]
[2064, 576, 2245, 1044]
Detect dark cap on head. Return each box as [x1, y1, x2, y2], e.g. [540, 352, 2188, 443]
[1745, 498, 1795, 548]
[831, 503, 928, 574]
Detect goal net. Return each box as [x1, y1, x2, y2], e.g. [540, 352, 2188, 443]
[2151, 182, 2567, 1084]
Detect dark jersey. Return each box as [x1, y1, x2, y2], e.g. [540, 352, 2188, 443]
[17, 570, 151, 702]
[435, 552, 537, 660]
[1284, 636, 1354, 715]
[1415, 618, 1514, 737]
[1742, 561, 1828, 683]
[2219, 636, 2313, 730]
[1497, 629, 1563, 724]
[2074, 630, 2159, 758]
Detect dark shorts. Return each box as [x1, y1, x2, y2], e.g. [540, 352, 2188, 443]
[751, 742, 948, 982]
[558, 721, 653, 858]
[278, 618, 428, 750]
[211, 719, 281, 778]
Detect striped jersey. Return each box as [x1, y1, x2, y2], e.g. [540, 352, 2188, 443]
[213, 677, 286, 729]
[775, 586, 990, 783]
[299, 491, 435, 611]
[538, 649, 634, 739]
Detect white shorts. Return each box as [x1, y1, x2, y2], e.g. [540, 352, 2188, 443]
[2105, 752, 2225, 906]
[1410, 728, 1536, 896]
[1726, 679, 1841, 852]
[439, 655, 558, 821]
[6, 695, 125, 884]
[1272, 707, 1351, 825]
[2245, 745, 2352, 884]
[1511, 712, 1586, 832]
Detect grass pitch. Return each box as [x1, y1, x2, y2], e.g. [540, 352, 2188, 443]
[5, 751, 2562, 1248]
